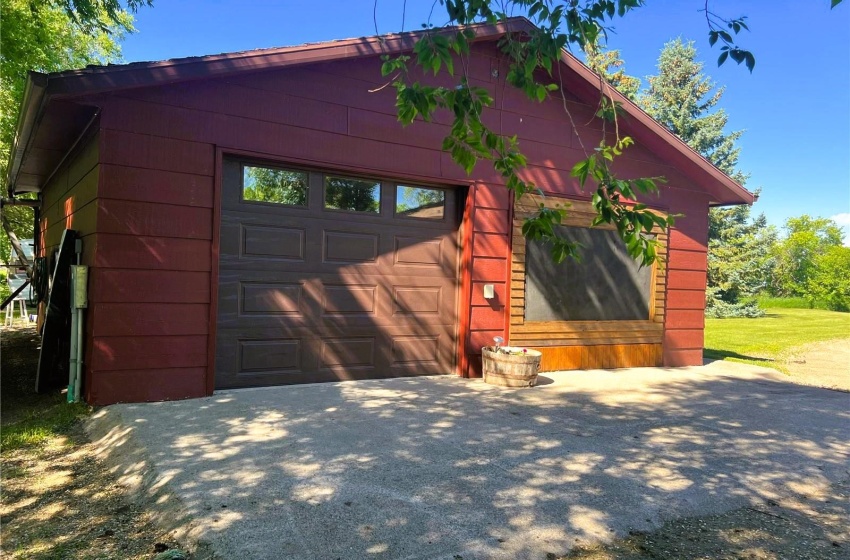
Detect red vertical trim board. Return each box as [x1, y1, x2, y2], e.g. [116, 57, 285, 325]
[456, 184, 476, 378]
[504, 189, 516, 346]
[661, 223, 673, 364]
[205, 147, 224, 395]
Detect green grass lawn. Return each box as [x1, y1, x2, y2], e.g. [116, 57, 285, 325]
[704, 308, 850, 369]
[754, 296, 831, 310]
[1, 326, 90, 453]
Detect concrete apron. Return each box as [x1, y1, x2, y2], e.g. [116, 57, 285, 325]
[86, 362, 850, 560]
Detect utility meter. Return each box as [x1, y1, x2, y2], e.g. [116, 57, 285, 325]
[71, 265, 88, 309]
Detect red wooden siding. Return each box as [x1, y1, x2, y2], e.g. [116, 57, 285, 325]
[72, 43, 718, 403]
[91, 335, 208, 370]
[38, 133, 99, 259]
[661, 189, 711, 367]
[90, 367, 208, 404]
[455, 186, 475, 379]
[464, 183, 512, 377]
[37, 133, 100, 402]
[84, 128, 214, 404]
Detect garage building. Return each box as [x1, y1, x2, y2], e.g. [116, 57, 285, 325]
[6, 19, 753, 405]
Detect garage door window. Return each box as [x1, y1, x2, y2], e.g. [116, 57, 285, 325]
[242, 165, 308, 206]
[324, 176, 381, 213]
[396, 186, 445, 219]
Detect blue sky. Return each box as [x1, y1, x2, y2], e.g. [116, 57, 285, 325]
[120, 0, 850, 241]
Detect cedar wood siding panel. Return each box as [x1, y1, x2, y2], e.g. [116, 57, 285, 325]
[85, 44, 717, 401]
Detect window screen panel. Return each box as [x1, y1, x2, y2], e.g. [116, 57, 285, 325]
[524, 226, 654, 322]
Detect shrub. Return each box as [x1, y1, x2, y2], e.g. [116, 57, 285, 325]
[806, 246, 850, 312]
[0, 268, 9, 302]
[705, 289, 766, 318]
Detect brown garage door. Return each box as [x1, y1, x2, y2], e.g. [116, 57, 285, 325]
[215, 159, 460, 388]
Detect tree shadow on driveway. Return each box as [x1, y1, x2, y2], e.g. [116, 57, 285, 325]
[89, 365, 850, 560]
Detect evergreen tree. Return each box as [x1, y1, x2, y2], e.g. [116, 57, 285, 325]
[706, 205, 777, 317]
[640, 38, 771, 317]
[583, 40, 641, 100]
[640, 38, 747, 185]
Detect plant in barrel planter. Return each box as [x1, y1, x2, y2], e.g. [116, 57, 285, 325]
[482, 337, 542, 387]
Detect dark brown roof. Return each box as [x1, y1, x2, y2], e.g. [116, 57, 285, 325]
[6, 17, 753, 205]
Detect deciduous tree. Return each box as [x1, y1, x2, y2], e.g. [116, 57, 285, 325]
[806, 245, 850, 312]
[386, 0, 840, 265]
[384, 1, 683, 265]
[0, 0, 139, 265]
[772, 215, 845, 297]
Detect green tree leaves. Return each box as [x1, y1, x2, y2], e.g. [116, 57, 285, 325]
[243, 166, 308, 206]
[583, 39, 640, 100]
[390, 0, 844, 266]
[390, 2, 680, 265]
[0, 0, 138, 264]
[53, 0, 149, 32]
[806, 245, 850, 312]
[703, 11, 755, 72]
[771, 215, 845, 297]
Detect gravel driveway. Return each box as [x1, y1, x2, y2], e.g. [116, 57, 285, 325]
[87, 362, 850, 560]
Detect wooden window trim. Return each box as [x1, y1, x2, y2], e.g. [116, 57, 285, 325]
[509, 194, 668, 347]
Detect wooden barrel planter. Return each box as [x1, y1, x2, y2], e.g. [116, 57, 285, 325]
[481, 347, 542, 387]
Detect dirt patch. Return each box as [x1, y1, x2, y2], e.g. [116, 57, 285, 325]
[779, 338, 850, 392]
[560, 478, 850, 560]
[0, 425, 184, 559]
[1, 325, 55, 426]
[1, 325, 186, 559]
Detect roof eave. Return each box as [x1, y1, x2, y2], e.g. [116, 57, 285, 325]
[6, 72, 49, 197]
[558, 52, 755, 207]
[10, 17, 752, 206]
[43, 19, 537, 100]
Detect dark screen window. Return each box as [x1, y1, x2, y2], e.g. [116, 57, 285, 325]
[524, 226, 654, 321]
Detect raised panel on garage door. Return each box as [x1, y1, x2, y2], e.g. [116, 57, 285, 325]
[215, 159, 461, 388]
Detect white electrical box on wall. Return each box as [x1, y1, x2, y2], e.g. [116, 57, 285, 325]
[483, 284, 495, 299]
[71, 265, 88, 309]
